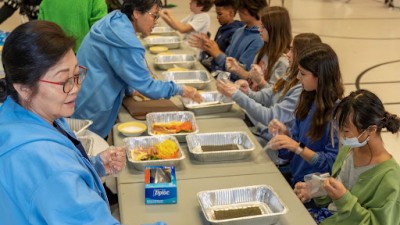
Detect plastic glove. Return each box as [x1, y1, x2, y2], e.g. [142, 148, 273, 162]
[100, 146, 126, 176]
[181, 85, 203, 103]
[188, 33, 208, 50]
[225, 57, 242, 74]
[268, 119, 288, 136]
[294, 182, 313, 203]
[235, 79, 250, 95]
[249, 64, 264, 85]
[216, 79, 239, 98]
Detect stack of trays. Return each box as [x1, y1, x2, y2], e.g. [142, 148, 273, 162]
[124, 135, 185, 171]
[146, 111, 199, 142]
[186, 132, 254, 162]
[154, 54, 195, 70]
[197, 185, 288, 225]
[162, 70, 211, 89]
[182, 91, 234, 115]
[144, 36, 181, 49]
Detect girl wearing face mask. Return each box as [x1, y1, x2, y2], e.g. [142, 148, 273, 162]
[294, 89, 400, 225]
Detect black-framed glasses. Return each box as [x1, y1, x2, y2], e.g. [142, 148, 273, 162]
[147, 11, 160, 21]
[39, 65, 87, 93]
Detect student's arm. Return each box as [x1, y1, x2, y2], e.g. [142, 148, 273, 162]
[0, 3, 17, 24]
[160, 10, 194, 33]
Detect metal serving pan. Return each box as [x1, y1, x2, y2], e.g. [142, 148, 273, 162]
[186, 132, 254, 162]
[144, 36, 181, 49]
[124, 135, 185, 171]
[151, 26, 176, 36]
[146, 111, 199, 142]
[154, 54, 195, 70]
[197, 185, 288, 225]
[162, 70, 211, 89]
[181, 91, 234, 115]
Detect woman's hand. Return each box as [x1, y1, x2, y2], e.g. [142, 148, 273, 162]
[225, 57, 245, 74]
[268, 119, 289, 136]
[294, 182, 312, 203]
[235, 79, 250, 95]
[267, 134, 298, 151]
[249, 64, 265, 86]
[216, 79, 239, 97]
[323, 178, 347, 200]
[182, 85, 203, 103]
[100, 146, 126, 176]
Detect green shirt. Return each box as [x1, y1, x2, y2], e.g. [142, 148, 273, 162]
[316, 146, 400, 225]
[39, 0, 107, 52]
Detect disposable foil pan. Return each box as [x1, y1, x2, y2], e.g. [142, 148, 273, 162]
[197, 185, 288, 225]
[77, 136, 94, 155]
[154, 54, 195, 70]
[162, 70, 211, 89]
[146, 111, 199, 142]
[144, 36, 181, 49]
[65, 118, 93, 136]
[124, 135, 185, 171]
[151, 26, 176, 36]
[182, 91, 234, 115]
[186, 132, 254, 161]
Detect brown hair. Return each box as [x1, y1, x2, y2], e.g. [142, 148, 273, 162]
[295, 43, 344, 141]
[196, 0, 214, 12]
[121, 0, 162, 20]
[256, 6, 291, 83]
[238, 0, 268, 20]
[272, 33, 322, 100]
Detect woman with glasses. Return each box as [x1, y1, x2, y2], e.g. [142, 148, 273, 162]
[72, 0, 202, 139]
[0, 21, 123, 224]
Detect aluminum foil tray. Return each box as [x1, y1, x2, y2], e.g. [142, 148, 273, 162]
[144, 36, 181, 49]
[151, 26, 176, 36]
[186, 132, 254, 162]
[182, 91, 234, 115]
[162, 70, 211, 89]
[124, 135, 185, 171]
[146, 111, 199, 142]
[197, 185, 288, 225]
[65, 118, 93, 136]
[154, 54, 195, 70]
[77, 136, 94, 155]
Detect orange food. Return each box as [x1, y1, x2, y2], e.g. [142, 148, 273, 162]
[152, 121, 193, 134]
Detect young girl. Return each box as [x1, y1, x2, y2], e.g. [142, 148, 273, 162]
[226, 6, 292, 85]
[217, 33, 322, 146]
[294, 89, 400, 224]
[267, 43, 344, 185]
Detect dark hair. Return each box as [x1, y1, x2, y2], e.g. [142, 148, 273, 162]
[0, 21, 76, 103]
[256, 6, 291, 82]
[121, 0, 163, 21]
[295, 43, 344, 141]
[238, 0, 268, 20]
[272, 33, 322, 100]
[214, 0, 239, 10]
[196, 0, 214, 12]
[334, 89, 400, 134]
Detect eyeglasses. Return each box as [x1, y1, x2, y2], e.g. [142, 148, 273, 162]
[147, 11, 160, 21]
[39, 66, 87, 93]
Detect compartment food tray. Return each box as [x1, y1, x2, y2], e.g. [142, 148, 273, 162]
[182, 91, 234, 115]
[124, 135, 185, 171]
[162, 70, 211, 89]
[146, 111, 199, 142]
[197, 185, 288, 225]
[77, 136, 94, 155]
[186, 132, 254, 162]
[154, 54, 195, 70]
[65, 118, 93, 136]
[144, 36, 181, 49]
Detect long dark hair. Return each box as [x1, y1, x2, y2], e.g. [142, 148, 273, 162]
[121, 0, 162, 21]
[295, 43, 344, 141]
[334, 89, 400, 134]
[256, 6, 291, 83]
[238, 0, 268, 21]
[0, 20, 75, 103]
[272, 33, 322, 100]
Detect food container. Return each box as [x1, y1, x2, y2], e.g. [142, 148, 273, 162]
[144, 36, 181, 49]
[117, 121, 147, 137]
[186, 132, 254, 162]
[154, 54, 195, 70]
[65, 118, 93, 136]
[181, 91, 234, 115]
[77, 136, 94, 155]
[146, 111, 199, 142]
[162, 70, 211, 89]
[149, 46, 169, 54]
[197, 185, 288, 225]
[124, 135, 185, 171]
[151, 26, 176, 36]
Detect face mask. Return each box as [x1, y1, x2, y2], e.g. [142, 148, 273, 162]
[341, 129, 369, 148]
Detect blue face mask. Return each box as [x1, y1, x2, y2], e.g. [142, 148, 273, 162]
[341, 129, 369, 148]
